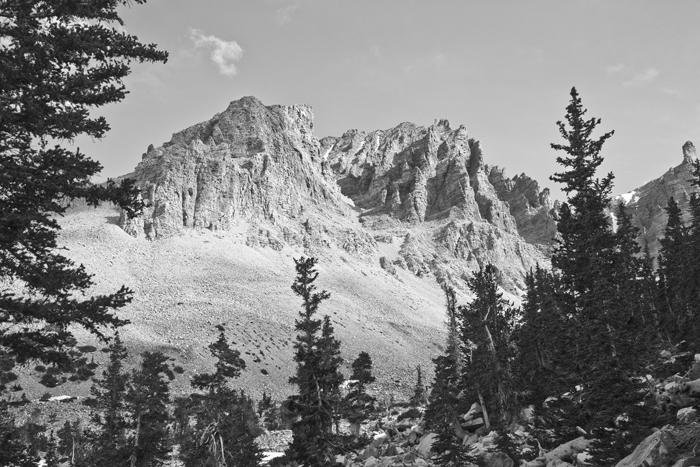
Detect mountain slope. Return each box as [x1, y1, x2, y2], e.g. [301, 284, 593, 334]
[614, 141, 698, 257]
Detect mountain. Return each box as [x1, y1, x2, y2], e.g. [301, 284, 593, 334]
[121, 97, 556, 293]
[613, 141, 698, 258]
[34, 97, 558, 400]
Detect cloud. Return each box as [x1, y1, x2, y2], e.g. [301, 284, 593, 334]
[190, 29, 243, 76]
[661, 87, 684, 98]
[623, 68, 659, 86]
[276, 3, 300, 25]
[606, 63, 625, 74]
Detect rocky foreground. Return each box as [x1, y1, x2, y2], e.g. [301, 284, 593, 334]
[248, 350, 700, 467]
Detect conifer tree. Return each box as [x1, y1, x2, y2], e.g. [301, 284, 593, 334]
[513, 266, 564, 405]
[85, 332, 130, 466]
[459, 265, 517, 428]
[125, 352, 172, 467]
[0, 0, 167, 371]
[410, 365, 426, 406]
[180, 328, 261, 467]
[285, 257, 343, 466]
[548, 88, 660, 463]
[426, 285, 468, 465]
[345, 352, 376, 436]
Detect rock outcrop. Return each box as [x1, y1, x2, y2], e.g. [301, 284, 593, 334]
[322, 120, 556, 291]
[120, 98, 557, 291]
[613, 141, 699, 258]
[119, 96, 375, 256]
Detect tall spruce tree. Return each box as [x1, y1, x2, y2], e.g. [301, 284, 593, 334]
[180, 328, 261, 467]
[285, 257, 343, 466]
[459, 265, 517, 428]
[549, 88, 658, 463]
[426, 285, 468, 466]
[658, 197, 693, 342]
[85, 332, 130, 466]
[0, 0, 167, 371]
[125, 351, 171, 467]
[345, 352, 376, 437]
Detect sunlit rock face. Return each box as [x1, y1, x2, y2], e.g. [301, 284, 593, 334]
[613, 141, 699, 258]
[120, 97, 557, 291]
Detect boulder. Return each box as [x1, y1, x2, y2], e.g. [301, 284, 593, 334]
[482, 431, 500, 448]
[364, 456, 378, 467]
[615, 430, 674, 467]
[576, 451, 592, 466]
[416, 433, 438, 457]
[360, 446, 380, 460]
[678, 407, 699, 424]
[484, 451, 515, 467]
[547, 461, 575, 467]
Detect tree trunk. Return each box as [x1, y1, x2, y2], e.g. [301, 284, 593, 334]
[477, 390, 490, 431]
[130, 412, 141, 467]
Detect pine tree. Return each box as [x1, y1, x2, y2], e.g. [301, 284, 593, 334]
[426, 285, 468, 466]
[513, 266, 565, 406]
[285, 257, 343, 466]
[0, 0, 167, 371]
[549, 88, 661, 464]
[125, 352, 171, 467]
[180, 328, 261, 467]
[459, 265, 517, 429]
[85, 332, 130, 466]
[345, 352, 376, 436]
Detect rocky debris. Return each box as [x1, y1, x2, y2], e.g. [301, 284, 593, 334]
[615, 429, 675, 467]
[678, 408, 699, 424]
[523, 436, 591, 467]
[613, 141, 699, 258]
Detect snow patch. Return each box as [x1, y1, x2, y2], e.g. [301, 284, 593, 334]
[619, 190, 639, 205]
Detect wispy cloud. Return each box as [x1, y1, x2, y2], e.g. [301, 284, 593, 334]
[276, 3, 300, 25]
[606, 63, 625, 74]
[661, 87, 684, 98]
[623, 68, 659, 86]
[190, 28, 243, 76]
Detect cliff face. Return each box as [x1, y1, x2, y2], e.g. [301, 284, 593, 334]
[121, 98, 557, 291]
[320, 119, 557, 291]
[119, 96, 376, 256]
[613, 141, 698, 258]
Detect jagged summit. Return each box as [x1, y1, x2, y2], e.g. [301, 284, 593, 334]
[683, 140, 697, 164]
[120, 96, 557, 291]
[614, 140, 699, 257]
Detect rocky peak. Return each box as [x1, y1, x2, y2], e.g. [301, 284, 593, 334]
[683, 140, 697, 164]
[614, 141, 699, 258]
[119, 97, 556, 291]
[120, 97, 375, 255]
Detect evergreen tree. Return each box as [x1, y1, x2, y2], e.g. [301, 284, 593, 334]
[548, 88, 659, 463]
[180, 328, 261, 467]
[410, 365, 426, 406]
[85, 332, 130, 466]
[0, 0, 167, 370]
[459, 265, 517, 428]
[344, 352, 376, 436]
[125, 352, 172, 467]
[513, 266, 564, 406]
[658, 197, 695, 342]
[285, 257, 343, 466]
[349, 352, 376, 396]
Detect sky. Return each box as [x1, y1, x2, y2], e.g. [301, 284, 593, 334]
[76, 0, 700, 201]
